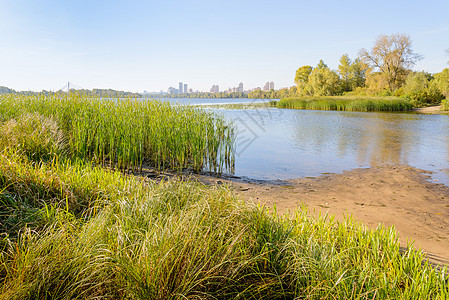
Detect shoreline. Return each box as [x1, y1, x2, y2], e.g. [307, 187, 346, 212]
[412, 105, 446, 114]
[151, 165, 449, 266]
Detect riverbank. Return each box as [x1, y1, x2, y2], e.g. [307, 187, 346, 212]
[188, 165, 449, 265]
[412, 105, 448, 114]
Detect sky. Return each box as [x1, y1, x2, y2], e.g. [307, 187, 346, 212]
[1, 0, 448, 93]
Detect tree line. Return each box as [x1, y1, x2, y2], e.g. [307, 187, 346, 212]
[292, 33, 449, 106]
[0, 87, 141, 98]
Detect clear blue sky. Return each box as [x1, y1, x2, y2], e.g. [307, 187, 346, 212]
[1, 0, 448, 92]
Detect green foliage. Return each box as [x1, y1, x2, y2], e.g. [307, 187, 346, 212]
[316, 59, 328, 69]
[277, 96, 413, 112]
[433, 68, 449, 99]
[338, 54, 353, 92]
[338, 55, 367, 93]
[295, 65, 313, 85]
[350, 58, 367, 89]
[308, 67, 341, 96]
[402, 72, 444, 107]
[248, 87, 298, 99]
[442, 98, 449, 110]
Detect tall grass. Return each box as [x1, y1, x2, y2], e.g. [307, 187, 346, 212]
[277, 96, 413, 112]
[0, 153, 447, 298]
[0, 94, 235, 174]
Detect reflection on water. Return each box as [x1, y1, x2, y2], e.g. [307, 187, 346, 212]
[215, 108, 449, 185]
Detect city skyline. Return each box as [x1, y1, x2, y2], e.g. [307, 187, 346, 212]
[1, 1, 448, 92]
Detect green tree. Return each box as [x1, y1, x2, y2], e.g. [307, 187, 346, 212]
[308, 67, 340, 96]
[433, 68, 449, 98]
[350, 58, 366, 89]
[338, 55, 367, 92]
[359, 33, 422, 90]
[294, 66, 313, 85]
[316, 59, 328, 70]
[338, 54, 353, 92]
[403, 71, 444, 106]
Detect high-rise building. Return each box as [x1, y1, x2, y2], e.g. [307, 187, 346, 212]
[179, 82, 183, 94]
[263, 81, 270, 91]
[263, 81, 275, 91]
[184, 84, 188, 94]
[238, 82, 243, 93]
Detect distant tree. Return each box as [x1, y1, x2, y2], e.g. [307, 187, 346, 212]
[433, 68, 449, 98]
[350, 58, 366, 89]
[402, 71, 444, 106]
[359, 33, 422, 90]
[308, 67, 340, 96]
[316, 59, 328, 70]
[403, 72, 430, 94]
[338, 55, 367, 92]
[446, 48, 449, 64]
[294, 66, 313, 85]
[338, 54, 352, 92]
[0, 86, 15, 94]
[365, 71, 389, 94]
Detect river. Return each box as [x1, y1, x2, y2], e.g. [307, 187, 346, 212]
[158, 98, 449, 185]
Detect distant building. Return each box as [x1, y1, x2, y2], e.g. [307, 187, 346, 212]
[188, 88, 193, 93]
[168, 87, 178, 94]
[184, 84, 188, 94]
[238, 82, 243, 93]
[179, 82, 183, 94]
[210, 84, 219, 93]
[263, 81, 275, 91]
[263, 82, 270, 91]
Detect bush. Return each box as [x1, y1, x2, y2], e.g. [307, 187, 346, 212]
[405, 88, 445, 107]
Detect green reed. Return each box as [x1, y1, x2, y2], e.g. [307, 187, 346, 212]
[0, 94, 235, 175]
[277, 96, 413, 112]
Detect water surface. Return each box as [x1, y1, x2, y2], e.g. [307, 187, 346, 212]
[214, 108, 449, 185]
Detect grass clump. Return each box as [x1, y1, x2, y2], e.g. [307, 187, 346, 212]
[0, 113, 67, 163]
[277, 96, 413, 112]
